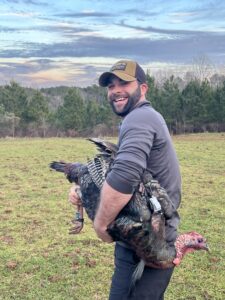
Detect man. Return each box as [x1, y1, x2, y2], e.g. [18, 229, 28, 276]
[69, 60, 181, 299]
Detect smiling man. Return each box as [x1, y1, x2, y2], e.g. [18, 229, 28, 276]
[100, 60, 147, 117]
[69, 60, 181, 299]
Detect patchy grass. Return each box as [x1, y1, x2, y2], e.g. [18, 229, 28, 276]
[0, 133, 224, 300]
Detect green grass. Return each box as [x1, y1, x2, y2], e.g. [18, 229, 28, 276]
[0, 134, 224, 300]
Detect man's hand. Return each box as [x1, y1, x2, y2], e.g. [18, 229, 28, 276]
[69, 184, 82, 206]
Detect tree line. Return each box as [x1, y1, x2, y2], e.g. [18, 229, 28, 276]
[0, 74, 225, 137]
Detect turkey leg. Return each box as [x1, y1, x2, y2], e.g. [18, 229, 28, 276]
[69, 187, 84, 234]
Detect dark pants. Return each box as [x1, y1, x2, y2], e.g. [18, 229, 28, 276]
[109, 243, 174, 300]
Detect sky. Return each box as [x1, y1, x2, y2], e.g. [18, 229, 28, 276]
[0, 0, 225, 87]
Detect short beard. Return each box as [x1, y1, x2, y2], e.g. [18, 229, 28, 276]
[110, 85, 142, 117]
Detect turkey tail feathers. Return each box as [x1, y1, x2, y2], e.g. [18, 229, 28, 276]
[87, 138, 118, 157]
[129, 259, 145, 296]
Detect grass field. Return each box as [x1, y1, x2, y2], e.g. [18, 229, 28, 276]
[0, 133, 225, 300]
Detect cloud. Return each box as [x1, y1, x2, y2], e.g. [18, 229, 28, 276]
[0, 58, 67, 87]
[0, 58, 102, 87]
[6, 0, 48, 5]
[55, 12, 114, 18]
[1, 30, 225, 65]
[0, 25, 18, 32]
[0, 11, 39, 18]
[0, 23, 93, 39]
[0, 59, 57, 76]
[122, 9, 158, 17]
[29, 24, 94, 36]
[24, 0, 48, 5]
[169, 1, 225, 24]
[118, 21, 209, 35]
[5, 0, 19, 3]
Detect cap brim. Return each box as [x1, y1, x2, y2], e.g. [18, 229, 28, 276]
[99, 71, 136, 87]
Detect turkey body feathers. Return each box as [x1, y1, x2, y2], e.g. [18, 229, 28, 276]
[49, 160, 99, 221]
[49, 138, 208, 268]
[50, 138, 177, 265]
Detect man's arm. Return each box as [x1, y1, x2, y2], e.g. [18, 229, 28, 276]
[93, 181, 132, 243]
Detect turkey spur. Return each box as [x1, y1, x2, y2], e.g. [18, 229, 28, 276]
[50, 138, 208, 269]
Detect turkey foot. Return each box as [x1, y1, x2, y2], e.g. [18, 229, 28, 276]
[69, 220, 84, 234]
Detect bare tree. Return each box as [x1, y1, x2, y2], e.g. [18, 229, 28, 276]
[5, 113, 20, 137]
[192, 54, 215, 82]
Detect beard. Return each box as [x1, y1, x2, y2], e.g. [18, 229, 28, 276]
[109, 85, 142, 117]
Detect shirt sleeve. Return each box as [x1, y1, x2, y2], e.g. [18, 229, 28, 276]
[106, 107, 156, 193]
[106, 160, 144, 194]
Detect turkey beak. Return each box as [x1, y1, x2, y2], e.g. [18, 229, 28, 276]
[203, 242, 210, 252]
[199, 237, 210, 252]
[205, 244, 210, 252]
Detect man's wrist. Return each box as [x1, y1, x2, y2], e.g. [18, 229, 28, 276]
[94, 217, 106, 231]
[93, 218, 113, 243]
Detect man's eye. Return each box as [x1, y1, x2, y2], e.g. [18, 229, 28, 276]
[120, 81, 129, 86]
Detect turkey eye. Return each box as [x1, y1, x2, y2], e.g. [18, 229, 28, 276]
[198, 238, 203, 243]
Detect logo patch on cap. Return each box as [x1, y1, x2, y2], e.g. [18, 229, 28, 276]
[111, 62, 127, 72]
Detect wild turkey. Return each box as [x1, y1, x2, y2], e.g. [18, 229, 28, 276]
[50, 138, 209, 271]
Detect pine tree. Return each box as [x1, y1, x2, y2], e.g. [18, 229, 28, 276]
[56, 88, 85, 133]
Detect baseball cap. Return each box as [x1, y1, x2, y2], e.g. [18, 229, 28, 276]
[99, 60, 146, 87]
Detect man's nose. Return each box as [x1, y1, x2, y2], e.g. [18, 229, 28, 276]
[112, 84, 123, 93]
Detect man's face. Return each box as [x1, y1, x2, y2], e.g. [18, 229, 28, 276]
[107, 77, 142, 117]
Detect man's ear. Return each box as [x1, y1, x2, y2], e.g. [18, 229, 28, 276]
[140, 83, 148, 96]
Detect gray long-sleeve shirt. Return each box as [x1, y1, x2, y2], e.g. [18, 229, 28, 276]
[106, 100, 181, 243]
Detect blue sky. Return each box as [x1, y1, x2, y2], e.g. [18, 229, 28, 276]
[0, 0, 225, 87]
